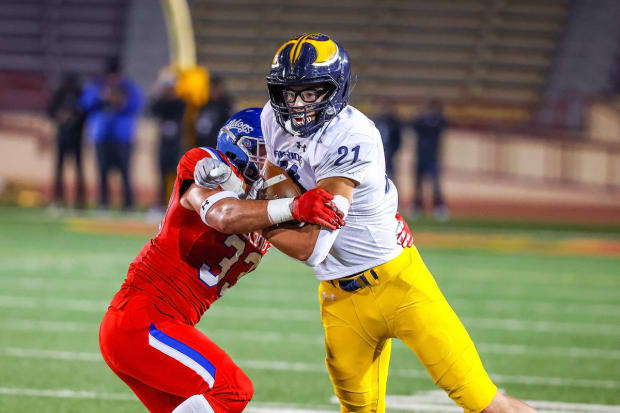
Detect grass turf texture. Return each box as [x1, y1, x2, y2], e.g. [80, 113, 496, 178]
[0, 207, 619, 412]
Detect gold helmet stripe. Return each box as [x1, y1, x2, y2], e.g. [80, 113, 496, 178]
[290, 33, 312, 68]
[305, 38, 338, 65]
[271, 38, 298, 66]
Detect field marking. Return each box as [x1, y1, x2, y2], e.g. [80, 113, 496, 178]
[5, 277, 620, 320]
[0, 253, 133, 272]
[2, 385, 620, 413]
[3, 320, 620, 360]
[2, 291, 620, 336]
[0, 295, 108, 312]
[2, 347, 620, 390]
[0, 387, 135, 401]
[381, 390, 620, 413]
[1, 319, 95, 332]
[3, 287, 620, 323]
[3, 272, 620, 318]
[0, 387, 340, 412]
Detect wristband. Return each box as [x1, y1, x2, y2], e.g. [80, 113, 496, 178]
[200, 191, 239, 227]
[266, 198, 294, 224]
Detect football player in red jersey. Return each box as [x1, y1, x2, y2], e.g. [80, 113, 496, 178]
[99, 108, 346, 413]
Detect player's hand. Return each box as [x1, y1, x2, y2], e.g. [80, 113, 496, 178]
[194, 157, 232, 189]
[244, 177, 265, 200]
[396, 212, 413, 247]
[291, 188, 345, 230]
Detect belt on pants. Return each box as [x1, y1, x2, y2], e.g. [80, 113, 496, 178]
[329, 268, 379, 292]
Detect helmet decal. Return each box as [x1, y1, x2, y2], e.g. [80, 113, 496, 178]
[290, 34, 312, 68]
[224, 118, 254, 135]
[272, 38, 297, 68]
[305, 38, 339, 66]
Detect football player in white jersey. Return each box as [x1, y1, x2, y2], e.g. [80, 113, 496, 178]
[261, 34, 537, 413]
[197, 34, 535, 413]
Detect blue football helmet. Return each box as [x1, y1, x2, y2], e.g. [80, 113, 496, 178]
[267, 33, 355, 137]
[216, 108, 265, 184]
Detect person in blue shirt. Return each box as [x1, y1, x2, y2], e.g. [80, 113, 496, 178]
[81, 57, 143, 210]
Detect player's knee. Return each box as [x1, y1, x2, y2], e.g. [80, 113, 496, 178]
[335, 388, 377, 413]
[219, 370, 253, 413]
[172, 394, 212, 413]
[231, 367, 254, 401]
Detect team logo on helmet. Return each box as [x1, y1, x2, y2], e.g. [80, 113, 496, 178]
[271, 33, 339, 69]
[225, 119, 254, 135]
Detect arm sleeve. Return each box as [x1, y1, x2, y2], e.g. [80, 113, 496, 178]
[314, 134, 375, 184]
[304, 195, 350, 267]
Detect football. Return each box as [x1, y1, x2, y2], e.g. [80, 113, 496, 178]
[259, 163, 302, 200]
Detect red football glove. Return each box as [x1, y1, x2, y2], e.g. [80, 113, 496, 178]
[291, 188, 345, 230]
[396, 212, 414, 247]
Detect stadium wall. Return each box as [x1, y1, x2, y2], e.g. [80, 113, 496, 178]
[2, 114, 619, 217]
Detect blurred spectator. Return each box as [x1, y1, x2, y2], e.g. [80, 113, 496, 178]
[195, 75, 233, 148]
[80, 57, 143, 210]
[47, 72, 85, 208]
[149, 71, 186, 209]
[373, 97, 402, 180]
[412, 98, 449, 221]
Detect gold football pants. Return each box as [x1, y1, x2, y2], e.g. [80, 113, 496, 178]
[318, 247, 497, 413]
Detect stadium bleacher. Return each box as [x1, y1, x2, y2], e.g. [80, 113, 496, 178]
[191, 0, 570, 118]
[0, 0, 128, 111]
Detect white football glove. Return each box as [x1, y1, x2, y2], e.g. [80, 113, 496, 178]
[194, 157, 231, 189]
[194, 157, 245, 196]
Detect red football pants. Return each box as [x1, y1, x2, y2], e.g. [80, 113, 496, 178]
[99, 294, 253, 413]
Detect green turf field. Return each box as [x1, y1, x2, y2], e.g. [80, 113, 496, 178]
[1, 206, 619, 412]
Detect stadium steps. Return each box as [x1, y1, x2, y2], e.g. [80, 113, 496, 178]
[190, 0, 569, 107]
[0, 0, 129, 110]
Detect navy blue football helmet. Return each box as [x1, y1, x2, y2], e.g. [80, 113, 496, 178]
[267, 33, 355, 137]
[216, 108, 265, 184]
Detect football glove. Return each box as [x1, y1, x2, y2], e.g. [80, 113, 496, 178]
[396, 212, 414, 247]
[194, 157, 244, 196]
[291, 188, 345, 230]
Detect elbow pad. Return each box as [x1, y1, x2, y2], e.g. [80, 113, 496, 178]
[304, 195, 350, 267]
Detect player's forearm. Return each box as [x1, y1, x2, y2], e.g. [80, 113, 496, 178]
[262, 224, 320, 261]
[206, 199, 275, 234]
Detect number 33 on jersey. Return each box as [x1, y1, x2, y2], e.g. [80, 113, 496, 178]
[127, 147, 270, 325]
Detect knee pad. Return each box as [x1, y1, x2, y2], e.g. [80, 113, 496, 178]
[172, 394, 214, 413]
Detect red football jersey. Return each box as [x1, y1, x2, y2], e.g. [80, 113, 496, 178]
[110, 147, 270, 325]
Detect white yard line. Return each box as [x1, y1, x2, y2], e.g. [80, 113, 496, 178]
[3, 319, 620, 360]
[7, 296, 620, 336]
[1, 319, 95, 332]
[0, 295, 108, 312]
[4, 279, 620, 318]
[2, 347, 619, 390]
[381, 391, 620, 413]
[1, 386, 619, 413]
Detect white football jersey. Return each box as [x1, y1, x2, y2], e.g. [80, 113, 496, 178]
[261, 102, 402, 280]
